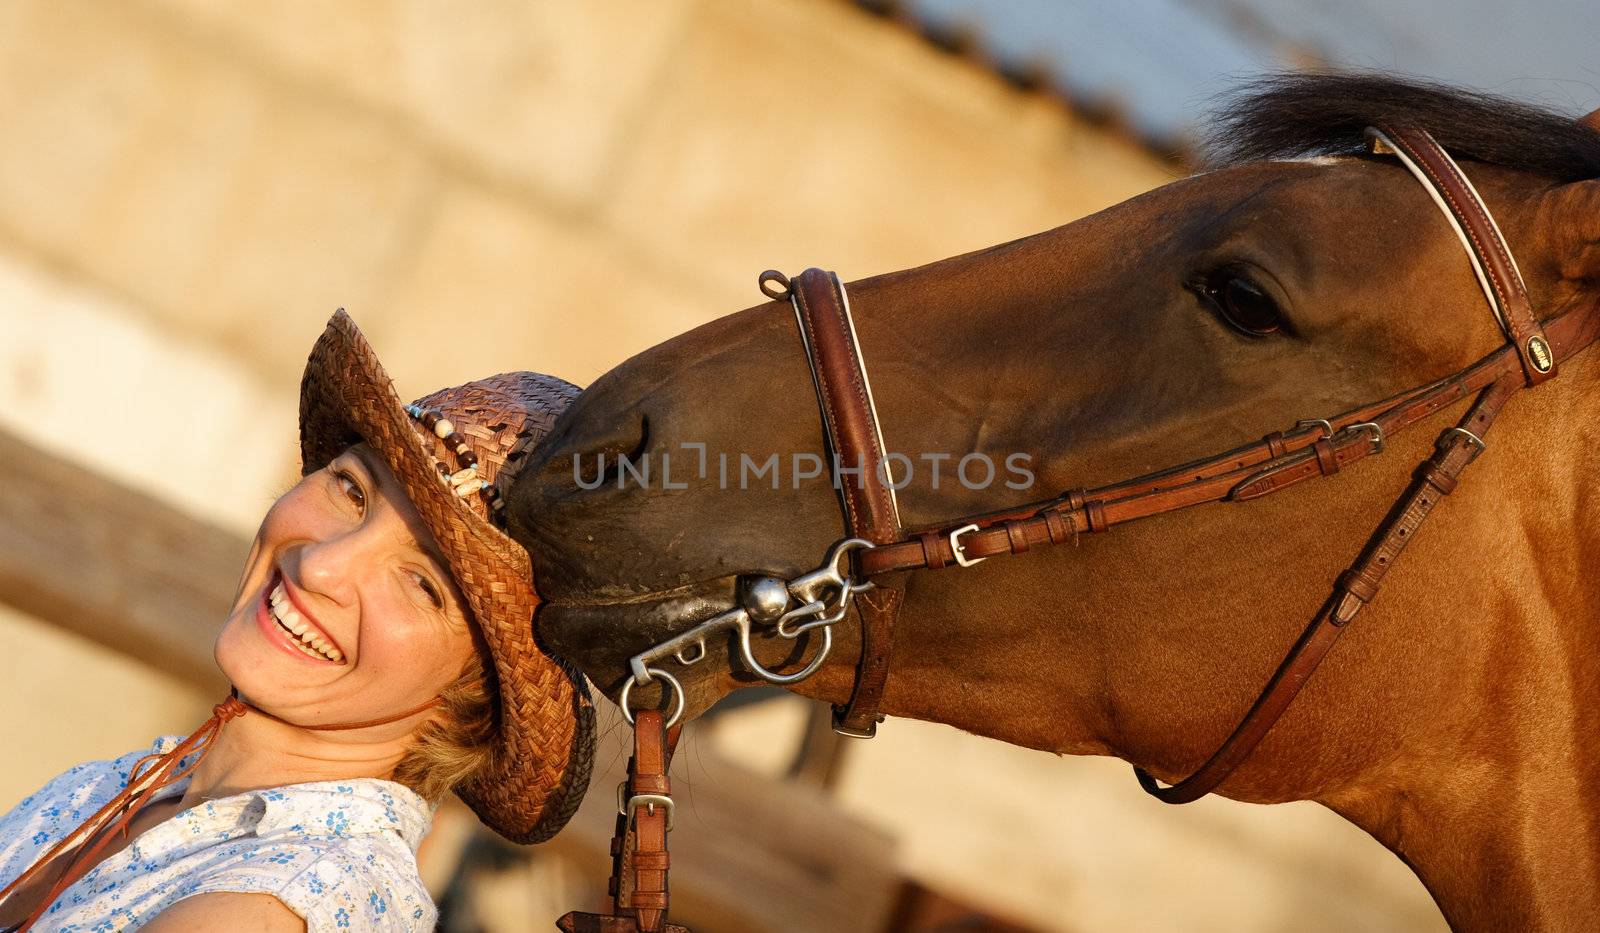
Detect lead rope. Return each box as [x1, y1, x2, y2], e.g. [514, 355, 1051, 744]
[0, 691, 441, 931]
[558, 710, 690, 933]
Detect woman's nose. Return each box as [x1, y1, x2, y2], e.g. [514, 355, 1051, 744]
[290, 517, 394, 605]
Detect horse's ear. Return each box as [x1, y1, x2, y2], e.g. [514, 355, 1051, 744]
[1535, 175, 1600, 284]
[1581, 107, 1600, 134]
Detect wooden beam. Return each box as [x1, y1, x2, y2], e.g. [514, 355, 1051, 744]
[0, 427, 242, 691]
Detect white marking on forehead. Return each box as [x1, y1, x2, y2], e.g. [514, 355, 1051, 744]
[1184, 153, 1358, 179]
[1281, 155, 1354, 166]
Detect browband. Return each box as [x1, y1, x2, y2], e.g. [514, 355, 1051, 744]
[1365, 126, 1555, 386]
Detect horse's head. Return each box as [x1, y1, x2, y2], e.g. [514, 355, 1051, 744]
[508, 75, 1600, 766]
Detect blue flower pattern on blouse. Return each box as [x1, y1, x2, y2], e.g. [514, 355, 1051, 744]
[0, 736, 437, 931]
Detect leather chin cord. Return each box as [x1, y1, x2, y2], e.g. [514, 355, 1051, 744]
[0, 690, 441, 932]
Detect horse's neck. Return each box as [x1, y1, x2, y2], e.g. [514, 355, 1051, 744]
[1354, 398, 1600, 929]
[815, 287, 1600, 926]
[1331, 756, 1600, 929]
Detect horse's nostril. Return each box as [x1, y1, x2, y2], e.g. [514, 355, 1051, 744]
[634, 414, 652, 461]
[559, 412, 651, 491]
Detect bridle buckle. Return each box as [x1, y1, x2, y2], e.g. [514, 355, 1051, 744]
[949, 523, 986, 567]
[617, 785, 676, 832]
[1444, 426, 1486, 451]
[1344, 421, 1386, 454]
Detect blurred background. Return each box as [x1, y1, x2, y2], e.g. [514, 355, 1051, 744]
[0, 1, 1594, 930]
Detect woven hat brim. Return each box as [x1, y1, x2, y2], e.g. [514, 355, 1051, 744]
[298, 309, 594, 844]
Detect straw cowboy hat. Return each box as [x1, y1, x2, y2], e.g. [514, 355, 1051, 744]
[299, 309, 595, 844]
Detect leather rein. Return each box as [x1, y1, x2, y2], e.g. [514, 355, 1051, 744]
[587, 123, 1599, 930]
[627, 121, 1600, 779]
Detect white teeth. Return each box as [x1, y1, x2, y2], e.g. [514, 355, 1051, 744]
[268, 581, 342, 662]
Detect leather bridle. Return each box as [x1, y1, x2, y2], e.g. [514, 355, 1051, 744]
[588, 125, 1600, 933]
[589, 122, 1599, 931]
[627, 121, 1600, 783]
[777, 120, 1593, 788]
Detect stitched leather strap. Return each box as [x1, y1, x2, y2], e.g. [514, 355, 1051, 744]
[789, 268, 902, 543]
[1135, 372, 1513, 801]
[1369, 123, 1556, 386]
[852, 291, 1599, 578]
[787, 268, 906, 738]
[560, 711, 689, 933]
[621, 711, 673, 931]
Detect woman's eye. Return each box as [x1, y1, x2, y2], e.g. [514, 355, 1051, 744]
[1197, 269, 1284, 337]
[412, 572, 444, 609]
[334, 470, 366, 511]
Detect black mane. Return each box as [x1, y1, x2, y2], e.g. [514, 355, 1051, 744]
[1208, 72, 1600, 182]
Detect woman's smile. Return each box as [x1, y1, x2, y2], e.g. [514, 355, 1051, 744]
[255, 569, 347, 665]
[217, 445, 478, 725]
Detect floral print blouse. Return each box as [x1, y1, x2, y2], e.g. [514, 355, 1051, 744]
[0, 736, 437, 931]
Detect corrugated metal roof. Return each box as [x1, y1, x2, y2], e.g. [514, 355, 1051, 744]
[882, 0, 1600, 157]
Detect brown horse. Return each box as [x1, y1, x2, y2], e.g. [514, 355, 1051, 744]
[508, 75, 1600, 929]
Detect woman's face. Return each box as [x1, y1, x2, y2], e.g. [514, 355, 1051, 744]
[216, 443, 477, 726]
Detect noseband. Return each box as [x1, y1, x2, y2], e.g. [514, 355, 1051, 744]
[623, 124, 1600, 802]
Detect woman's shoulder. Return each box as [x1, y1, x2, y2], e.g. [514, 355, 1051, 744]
[179, 833, 437, 932]
[180, 778, 437, 930]
[252, 777, 435, 850]
[0, 735, 182, 884]
[267, 839, 436, 931]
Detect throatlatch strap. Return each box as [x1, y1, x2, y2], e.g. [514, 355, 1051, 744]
[1135, 374, 1513, 802]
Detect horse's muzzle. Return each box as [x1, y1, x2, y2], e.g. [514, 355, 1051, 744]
[536, 576, 738, 695]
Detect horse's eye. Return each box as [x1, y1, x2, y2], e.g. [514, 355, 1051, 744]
[1198, 269, 1284, 337]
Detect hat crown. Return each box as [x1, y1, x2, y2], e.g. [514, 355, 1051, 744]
[409, 372, 578, 525]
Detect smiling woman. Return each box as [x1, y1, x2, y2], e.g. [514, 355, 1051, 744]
[0, 312, 594, 932]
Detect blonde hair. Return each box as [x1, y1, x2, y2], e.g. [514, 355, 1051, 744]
[391, 649, 498, 802]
